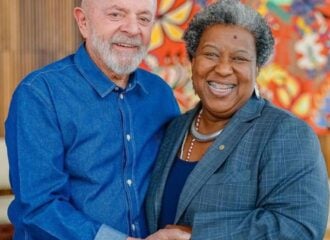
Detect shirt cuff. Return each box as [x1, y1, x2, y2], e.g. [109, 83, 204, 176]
[94, 224, 128, 240]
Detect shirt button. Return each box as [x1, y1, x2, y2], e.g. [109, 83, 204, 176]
[119, 93, 124, 99]
[131, 224, 136, 231]
[126, 179, 133, 186]
[126, 134, 131, 141]
[219, 145, 225, 151]
[114, 87, 119, 91]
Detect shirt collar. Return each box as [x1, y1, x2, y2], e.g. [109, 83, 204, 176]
[74, 43, 148, 97]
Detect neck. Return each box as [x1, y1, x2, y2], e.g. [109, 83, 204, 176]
[96, 58, 130, 89]
[107, 71, 129, 88]
[198, 109, 229, 133]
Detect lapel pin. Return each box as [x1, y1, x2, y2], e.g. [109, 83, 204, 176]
[219, 145, 225, 151]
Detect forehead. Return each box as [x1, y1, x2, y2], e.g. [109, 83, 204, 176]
[91, 0, 156, 14]
[199, 24, 256, 53]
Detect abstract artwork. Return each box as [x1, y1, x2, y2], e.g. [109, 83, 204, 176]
[141, 0, 330, 134]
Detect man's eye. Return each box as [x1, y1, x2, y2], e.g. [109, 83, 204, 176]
[139, 18, 151, 25]
[138, 16, 152, 26]
[108, 12, 124, 20]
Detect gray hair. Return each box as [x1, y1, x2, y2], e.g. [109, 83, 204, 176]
[183, 0, 274, 67]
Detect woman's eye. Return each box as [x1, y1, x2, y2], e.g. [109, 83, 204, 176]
[233, 56, 249, 62]
[204, 52, 218, 58]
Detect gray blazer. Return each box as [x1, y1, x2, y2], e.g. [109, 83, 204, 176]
[146, 95, 329, 240]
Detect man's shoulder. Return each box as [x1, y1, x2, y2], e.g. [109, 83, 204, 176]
[21, 53, 76, 86]
[135, 68, 171, 88]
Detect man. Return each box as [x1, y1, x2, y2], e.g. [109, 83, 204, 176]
[5, 0, 190, 239]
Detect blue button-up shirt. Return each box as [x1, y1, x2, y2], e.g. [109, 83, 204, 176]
[5, 44, 180, 240]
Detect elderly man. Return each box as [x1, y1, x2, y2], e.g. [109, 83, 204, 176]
[5, 0, 190, 239]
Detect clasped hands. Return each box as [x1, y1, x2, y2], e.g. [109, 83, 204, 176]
[128, 224, 192, 240]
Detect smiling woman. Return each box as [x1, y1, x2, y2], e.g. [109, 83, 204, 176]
[191, 24, 258, 123]
[145, 0, 329, 239]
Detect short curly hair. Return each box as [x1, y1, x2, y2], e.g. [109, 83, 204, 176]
[183, 0, 274, 67]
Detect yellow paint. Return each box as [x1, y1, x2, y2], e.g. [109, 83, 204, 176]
[149, 22, 164, 51]
[162, 21, 184, 42]
[165, 1, 193, 25]
[158, 0, 176, 15]
[292, 93, 312, 117]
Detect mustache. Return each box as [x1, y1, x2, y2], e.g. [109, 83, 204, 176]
[110, 35, 142, 47]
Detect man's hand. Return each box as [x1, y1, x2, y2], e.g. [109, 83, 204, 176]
[127, 226, 191, 240]
[145, 227, 191, 240]
[164, 224, 192, 234]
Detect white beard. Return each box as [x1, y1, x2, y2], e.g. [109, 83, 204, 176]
[90, 31, 148, 75]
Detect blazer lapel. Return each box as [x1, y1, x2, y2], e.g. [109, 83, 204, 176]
[150, 107, 200, 230]
[175, 96, 265, 222]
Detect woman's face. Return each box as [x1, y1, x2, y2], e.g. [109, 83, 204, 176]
[191, 24, 258, 120]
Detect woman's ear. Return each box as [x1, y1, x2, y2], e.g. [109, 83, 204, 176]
[191, 57, 196, 69]
[73, 7, 88, 39]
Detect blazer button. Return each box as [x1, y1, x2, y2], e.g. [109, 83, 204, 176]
[219, 145, 225, 151]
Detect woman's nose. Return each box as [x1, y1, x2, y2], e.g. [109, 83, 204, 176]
[214, 58, 234, 76]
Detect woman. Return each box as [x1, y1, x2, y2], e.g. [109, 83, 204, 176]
[146, 1, 329, 239]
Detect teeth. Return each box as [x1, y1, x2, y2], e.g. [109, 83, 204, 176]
[208, 81, 234, 90]
[116, 43, 136, 48]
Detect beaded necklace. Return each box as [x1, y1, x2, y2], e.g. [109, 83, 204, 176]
[180, 109, 223, 161]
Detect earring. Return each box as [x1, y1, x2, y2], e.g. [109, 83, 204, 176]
[254, 85, 260, 99]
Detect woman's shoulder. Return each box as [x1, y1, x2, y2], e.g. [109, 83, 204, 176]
[169, 107, 197, 126]
[263, 100, 304, 122]
[261, 100, 315, 136]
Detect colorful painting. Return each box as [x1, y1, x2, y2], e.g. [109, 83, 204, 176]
[141, 0, 330, 134]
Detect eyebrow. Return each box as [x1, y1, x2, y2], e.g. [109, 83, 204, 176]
[105, 4, 153, 16]
[201, 44, 253, 54]
[234, 49, 253, 55]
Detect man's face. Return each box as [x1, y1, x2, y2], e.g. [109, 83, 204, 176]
[77, 0, 156, 75]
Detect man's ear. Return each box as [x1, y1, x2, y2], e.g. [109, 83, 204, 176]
[73, 7, 88, 39]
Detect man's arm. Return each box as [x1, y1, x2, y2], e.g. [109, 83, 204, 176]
[6, 82, 123, 239]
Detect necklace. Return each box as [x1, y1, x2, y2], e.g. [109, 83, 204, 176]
[190, 110, 223, 142]
[180, 109, 222, 161]
[180, 131, 195, 161]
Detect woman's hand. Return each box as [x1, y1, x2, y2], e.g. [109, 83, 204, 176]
[146, 227, 191, 239]
[164, 224, 192, 234]
[127, 226, 191, 240]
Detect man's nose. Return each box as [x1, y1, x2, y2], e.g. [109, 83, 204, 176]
[120, 16, 141, 36]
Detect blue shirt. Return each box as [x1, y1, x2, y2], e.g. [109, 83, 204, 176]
[5, 44, 180, 240]
[159, 157, 197, 228]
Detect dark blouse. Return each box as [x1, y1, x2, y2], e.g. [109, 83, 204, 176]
[158, 156, 197, 228]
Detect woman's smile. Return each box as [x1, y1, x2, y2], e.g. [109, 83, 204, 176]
[207, 81, 235, 97]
